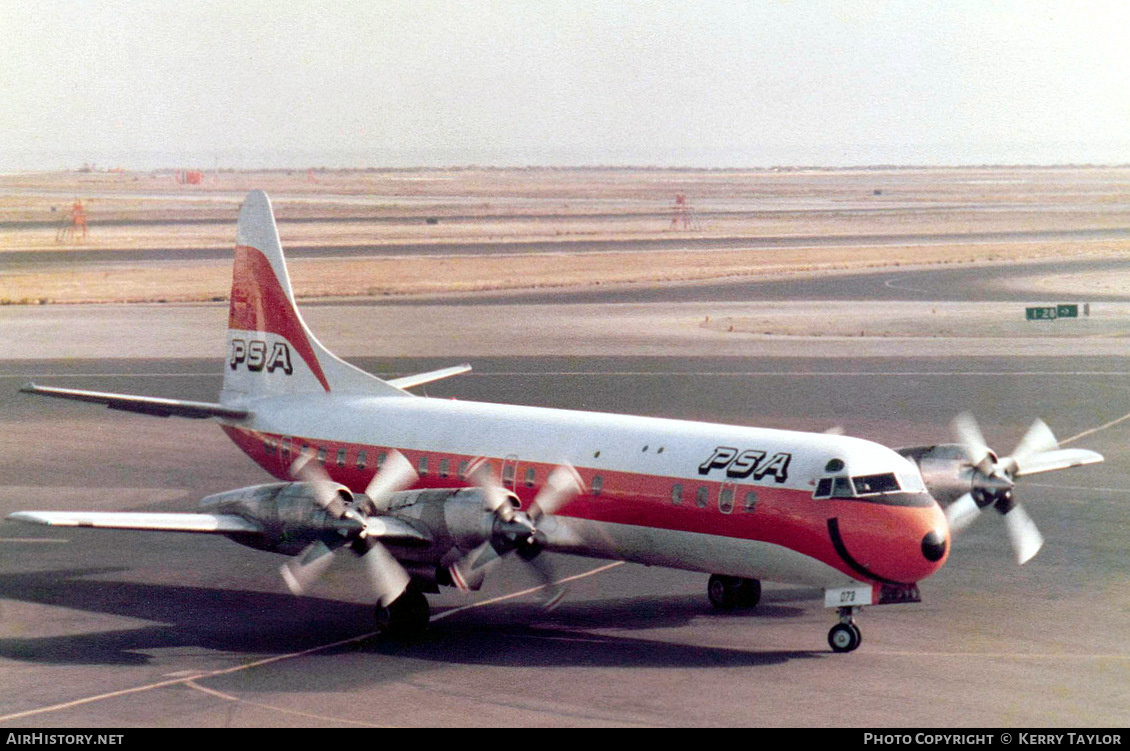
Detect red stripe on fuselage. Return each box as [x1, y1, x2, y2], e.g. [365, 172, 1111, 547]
[221, 425, 946, 586]
[229, 245, 330, 392]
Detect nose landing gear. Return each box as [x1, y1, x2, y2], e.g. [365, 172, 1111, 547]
[828, 606, 862, 653]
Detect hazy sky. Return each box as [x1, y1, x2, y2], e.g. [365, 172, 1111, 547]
[3, 1, 1128, 169]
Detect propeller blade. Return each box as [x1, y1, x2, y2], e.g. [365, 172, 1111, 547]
[279, 540, 336, 595]
[1008, 419, 1059, 470]
[952, 412, 993, 472]
[467, 458, 516, 522]
[363, 450, 419, 512]
[524, 552, 566, 610]
[359, 539, 412, 607]
[529, 464, 583, 520]
[1002, 504, 1044, 565]
[289, 450, 347, 517]
[448, 541, 502, 592]
[945, 493, 983, 532]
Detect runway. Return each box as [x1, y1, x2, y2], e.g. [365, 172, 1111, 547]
[4, 229, 1129, 272]
[1, 352, 1127, 727]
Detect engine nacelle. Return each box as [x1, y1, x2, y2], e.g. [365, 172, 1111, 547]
[384, 486, 500, 558]
[896, 444, 979, 506]
[200, 482, 358, 555]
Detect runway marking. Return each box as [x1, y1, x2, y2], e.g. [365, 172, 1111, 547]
[464, 370, 1130, 378]
[7, 370, 1130, 379]
[1061, 410, 1130, 445]
[183, 680, 392, 728]
[875, 651, 1130, 661]
[287, 237, 1108, 262]
[883, 277, 930, 293]
[431, 561, 624, 622]
[0, 538, 68, 544]
[1026, 482, 1130, 495]
[0, 561, 623, 725]
[0, 373, 213, 379]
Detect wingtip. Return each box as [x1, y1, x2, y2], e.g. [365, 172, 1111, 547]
[7, 511, 46, 525]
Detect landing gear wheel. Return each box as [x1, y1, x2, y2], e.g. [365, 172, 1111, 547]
[708, 575, 761, 610]
[828, 622, 861, 653]
[375, 585, 430, 640]
[736, 578, 761, 608]
[708, 574, 739, 610]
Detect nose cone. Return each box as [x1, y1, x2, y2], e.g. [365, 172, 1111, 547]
[922, 528, 948, 562]
[905, 501, 950, 580]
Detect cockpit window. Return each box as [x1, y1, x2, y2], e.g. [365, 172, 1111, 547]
[814, 472, 903, 499]
[851, 472, 900, 495]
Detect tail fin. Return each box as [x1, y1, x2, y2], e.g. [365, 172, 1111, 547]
[221, 191, 408, 403]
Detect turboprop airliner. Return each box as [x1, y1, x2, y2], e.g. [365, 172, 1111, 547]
[9, 191, 1105, 653]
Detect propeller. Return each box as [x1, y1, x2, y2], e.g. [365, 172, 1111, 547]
[448, 460, 582, 608]
[946, 413, 1101, 564]
[281, 448, 418, 605]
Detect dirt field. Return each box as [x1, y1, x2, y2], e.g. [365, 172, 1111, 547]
[1, 166, 1128, 304]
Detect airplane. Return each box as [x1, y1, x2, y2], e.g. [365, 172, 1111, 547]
[7, 190, 1105, 653]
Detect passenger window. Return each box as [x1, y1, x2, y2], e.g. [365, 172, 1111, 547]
[356, 450, 367, 471]
[336, 448, 347, 468]
[744, 491, 758, 513]
[719, 486, 734, 514]
[592, 475, 604, 496]
[458, 459, 470, 480]
[524, 467, 536, 487]
[316, 447, 327, 465]
[377, 451, 387, 469]
[696, 486, 709, 508]
[671, 483, 683, 505]
[439, 458, 450, 478]
[417, 455, 429, 476]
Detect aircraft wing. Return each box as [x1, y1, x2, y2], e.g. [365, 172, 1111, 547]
[7, 509, 431, 544]
[387, 364, 472, 390]
[20, 383, 250, 420]
[8, 511, 262, 534]
[1012, 447, 1104, 477]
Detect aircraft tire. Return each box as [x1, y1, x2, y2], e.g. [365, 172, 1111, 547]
[736, 578, 761, 608]
[376, 586, 431, 639]
[828, 622, 861, 653]
[708, 574, 740, 610]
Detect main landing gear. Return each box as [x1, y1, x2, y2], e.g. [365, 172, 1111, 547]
[375, 583, 431, 640]
[707, 574, 762, 610]
[828, 607, 862, 653]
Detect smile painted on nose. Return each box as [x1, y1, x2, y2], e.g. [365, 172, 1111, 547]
[827, 501, 949, 585]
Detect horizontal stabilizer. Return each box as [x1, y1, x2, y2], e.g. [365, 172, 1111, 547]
[8, 511, 261, 535]
[387, 363, 472, 390]
[20, 383, 250, 420]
